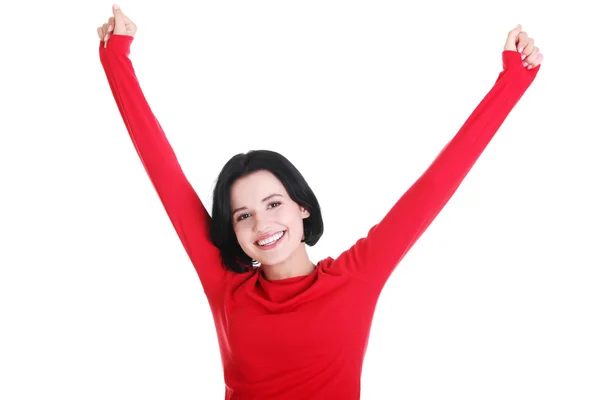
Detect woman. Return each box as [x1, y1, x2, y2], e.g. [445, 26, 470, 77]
[97, 5, 542, 399]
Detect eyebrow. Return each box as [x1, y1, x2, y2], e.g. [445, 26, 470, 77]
[232, 193, 283, 216]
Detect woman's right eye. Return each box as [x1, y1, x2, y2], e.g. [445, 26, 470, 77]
[237, 213, 250, 221]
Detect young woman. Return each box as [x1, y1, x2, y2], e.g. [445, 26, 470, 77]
[97, 5, 542, 399]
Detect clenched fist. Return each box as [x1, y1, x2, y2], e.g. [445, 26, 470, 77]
[504, 24, 543, 70]
[97, 4, 137, 48]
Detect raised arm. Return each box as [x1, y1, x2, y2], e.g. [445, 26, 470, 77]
[336, 25, 543, 289]
[97, 8, 228, 293]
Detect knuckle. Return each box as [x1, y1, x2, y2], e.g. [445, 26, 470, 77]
[527, 52, 539, 62]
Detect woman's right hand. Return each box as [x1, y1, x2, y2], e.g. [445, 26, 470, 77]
[97, 4, 137, 48]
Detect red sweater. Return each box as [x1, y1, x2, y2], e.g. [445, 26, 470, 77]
[99, 34, 538, 399]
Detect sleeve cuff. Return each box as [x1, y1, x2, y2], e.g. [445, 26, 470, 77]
[501, 50, 540, 84]
[98, 34, 134, 56]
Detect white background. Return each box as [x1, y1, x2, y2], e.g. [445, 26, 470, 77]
[1, 0, 599, 399]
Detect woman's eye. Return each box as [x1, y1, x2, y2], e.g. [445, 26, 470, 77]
[268, 202, 281, 209]
[237, 213, 250, 221]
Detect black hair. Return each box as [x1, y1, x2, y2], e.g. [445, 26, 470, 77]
[209, 150, 324, 273]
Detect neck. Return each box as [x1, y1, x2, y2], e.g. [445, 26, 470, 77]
[260, 243, 315, 281]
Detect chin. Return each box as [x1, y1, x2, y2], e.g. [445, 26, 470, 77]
[255, 253, 289, 268]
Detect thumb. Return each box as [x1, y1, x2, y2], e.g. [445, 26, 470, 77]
[504, 24, 521, 51]
[112, 4, 127, 33]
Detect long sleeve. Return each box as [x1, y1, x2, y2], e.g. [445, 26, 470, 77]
[98, 34, 228, 294]
[336, 50, 540, 289]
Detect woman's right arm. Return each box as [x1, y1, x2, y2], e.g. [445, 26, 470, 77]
[98, 33, 229, 292]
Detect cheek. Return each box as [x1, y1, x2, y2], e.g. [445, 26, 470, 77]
[283, 211, 306, 238]
[234, 224, 252, 247]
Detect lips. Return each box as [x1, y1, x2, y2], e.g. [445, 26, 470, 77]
[255, 231, 286, 248]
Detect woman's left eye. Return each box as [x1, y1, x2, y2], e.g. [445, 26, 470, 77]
[268, 202, 281, 208]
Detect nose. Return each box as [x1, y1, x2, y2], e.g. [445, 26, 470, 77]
[252, 211, 272, 234]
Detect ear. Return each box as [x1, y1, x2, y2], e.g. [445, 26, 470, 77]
[300, 206, 310, 219]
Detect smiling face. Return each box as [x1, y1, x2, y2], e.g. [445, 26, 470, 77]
[230, 170, 310, 269]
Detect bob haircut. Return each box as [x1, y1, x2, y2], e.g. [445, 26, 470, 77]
[210, 150, 324, 273]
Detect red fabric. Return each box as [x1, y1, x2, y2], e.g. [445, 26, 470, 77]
[99, 34, 539, 399]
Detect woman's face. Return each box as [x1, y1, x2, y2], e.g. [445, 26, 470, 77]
[230, 170, 309, 267]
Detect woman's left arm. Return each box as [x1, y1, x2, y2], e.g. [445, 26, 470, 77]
[335, 25, 543, 288]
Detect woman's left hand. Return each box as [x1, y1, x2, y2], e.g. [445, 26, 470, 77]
[504, 24, 544, 69]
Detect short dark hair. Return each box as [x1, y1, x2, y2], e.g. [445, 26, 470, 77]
[209, 150, 324, 273]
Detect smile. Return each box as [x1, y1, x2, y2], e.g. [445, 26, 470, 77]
[256, 231, 286, 249]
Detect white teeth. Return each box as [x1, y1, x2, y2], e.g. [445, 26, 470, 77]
[257, 231, 284, 246]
